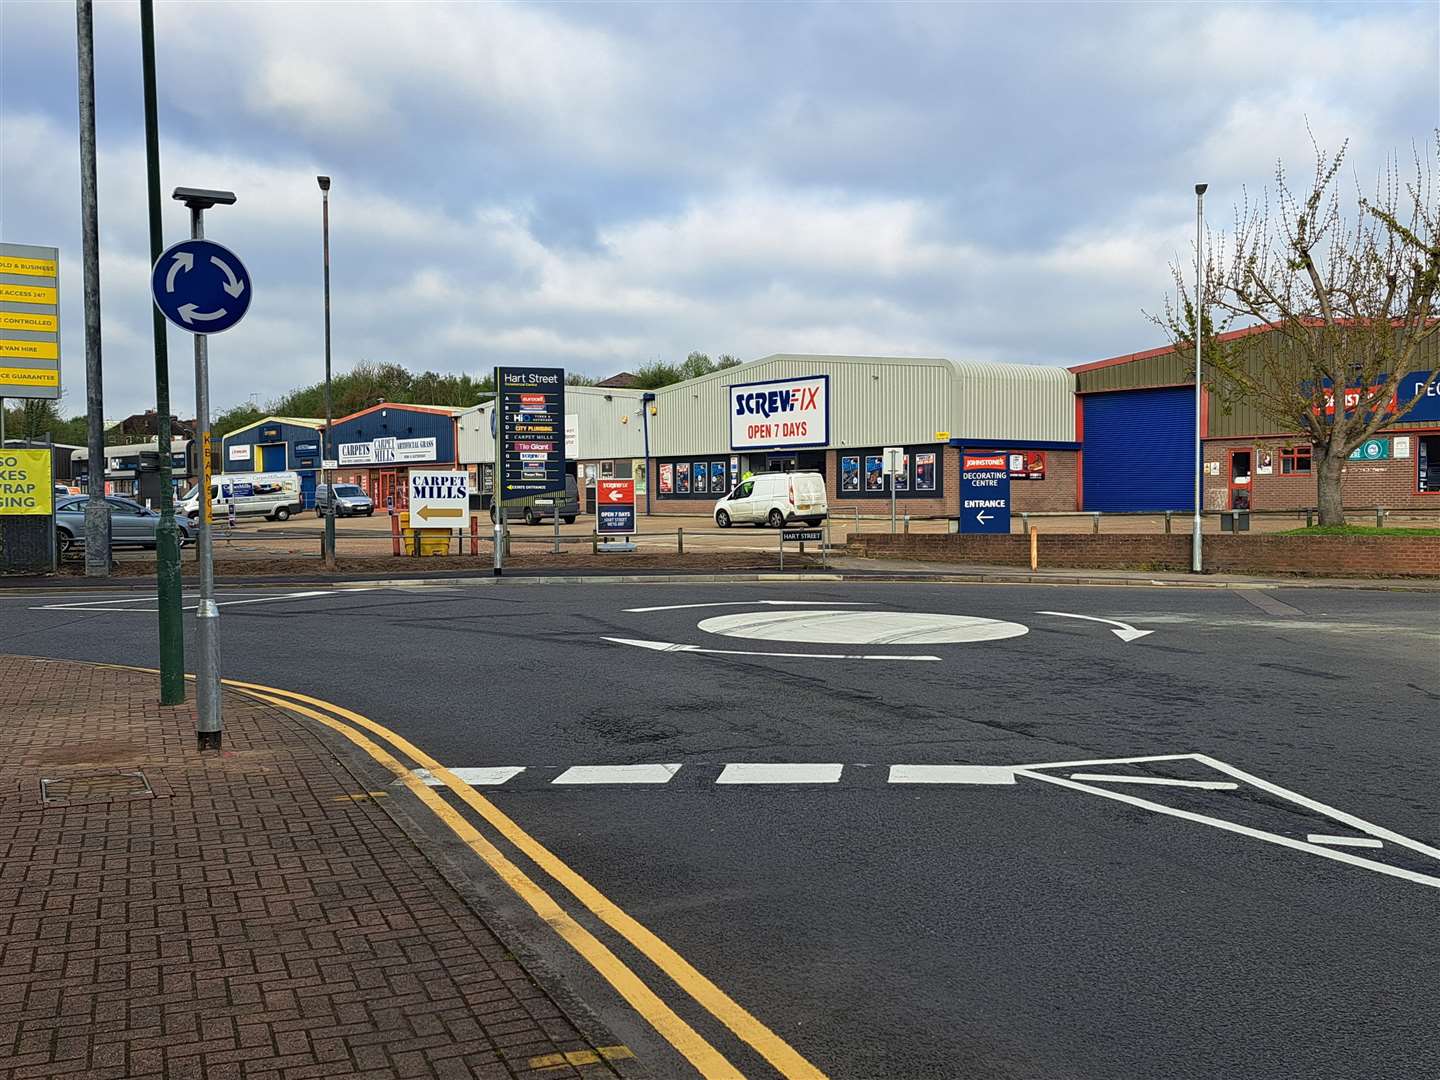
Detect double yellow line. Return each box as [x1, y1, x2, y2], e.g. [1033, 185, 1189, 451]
[226, 677, 826, 1080]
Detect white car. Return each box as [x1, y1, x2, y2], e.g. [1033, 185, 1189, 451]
[713, 470, 827, 528]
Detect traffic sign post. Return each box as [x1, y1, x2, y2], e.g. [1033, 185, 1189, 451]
[960, 453, 1011, 534]
[596, 478, 636, 537]
[882, 446, 903, 534]
[154, 187, 249, 751]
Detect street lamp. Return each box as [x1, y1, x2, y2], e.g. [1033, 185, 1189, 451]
[318, 175, 336, 569]
[172, 184, 236, 750]
[1193, 183, 1207, 574]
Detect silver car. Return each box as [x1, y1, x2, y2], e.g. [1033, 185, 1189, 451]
[54, 495, 192, 556]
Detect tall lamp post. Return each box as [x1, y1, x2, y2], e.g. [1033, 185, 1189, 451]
[1192, 183, 1208, 574]
[318, 176, 336, 568]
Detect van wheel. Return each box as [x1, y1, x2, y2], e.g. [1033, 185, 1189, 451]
[766, 509, 784, 528]
[716, 510, 731, 528]
[524, 507, 538, 525]
[563, 516, 575, 525]
[274, 506, 291, 522]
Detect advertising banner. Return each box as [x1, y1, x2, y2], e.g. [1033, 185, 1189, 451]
[497, 366, 566, 498]
[960, 453, 1010, 534]
[409, 470, 468, 525]
[0, 449, 54, 515]
[597, 478, 636, 535]
[0, 242, 61, 400]
[729, 375, 828, 450]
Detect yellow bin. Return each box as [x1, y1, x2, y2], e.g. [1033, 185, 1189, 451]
[398, 512, 453, 556]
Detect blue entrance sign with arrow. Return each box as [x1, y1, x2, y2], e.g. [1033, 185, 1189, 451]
[960, 452, 1011, 534]
[150, 239, 252, 334]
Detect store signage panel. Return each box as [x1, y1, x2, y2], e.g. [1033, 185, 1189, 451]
[498, 366, 566, 498]
[729, 375, 828, 450]
[960, 453, 1010, 534]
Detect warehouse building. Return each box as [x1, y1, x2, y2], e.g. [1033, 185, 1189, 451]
[644, 353, 1077, 517]
[329, 402, 466, 512]
[220, 417, 325, 507]
[458, 385, 647, 511]
[1072, 326, 1440, 512]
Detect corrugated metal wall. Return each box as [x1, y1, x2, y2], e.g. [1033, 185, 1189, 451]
[331, 406, 459, 462]
[1075, 351, 1192, 394]
[651, 354, 1075, 457]
[457, 389, 648, 464]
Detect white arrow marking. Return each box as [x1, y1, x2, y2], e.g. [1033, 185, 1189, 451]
[178, 303, 229, 325]
[623, 600, 873, 613]
[976, 509, 992, 524]
[602, 636, 939, 661]
[211, 254, 245, 297]
[165, 251, 193, 292]
[1036, 610, 1153, 641]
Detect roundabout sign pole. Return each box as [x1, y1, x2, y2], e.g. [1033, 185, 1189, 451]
[152, 187, 251, 750]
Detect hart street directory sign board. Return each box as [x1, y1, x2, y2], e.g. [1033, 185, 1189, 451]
[496, 366, 566, 501]
[0, 242, 61, 399]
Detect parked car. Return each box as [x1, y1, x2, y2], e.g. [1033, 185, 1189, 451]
[179, 471, 303, 522]
[713, 470, 827, 528]
[314, 483, 374, 518]
[489, 474, 580, 525]
[54, 495, 192, 555]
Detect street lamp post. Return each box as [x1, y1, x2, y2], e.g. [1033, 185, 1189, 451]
[173, 185, 236, 750]
[318, 176, 336, 569]
[1192, 183, 1208, 574]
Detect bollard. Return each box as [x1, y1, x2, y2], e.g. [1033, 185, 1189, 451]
[677, 526, 684, 556]
[1376, 507, 1385, 529]
[1165, 510, 1172, 535]
[1092, 512, 1100, 535]
[1029, 525, 1038, 571]
[1306, 508, 1314, 528]
[390, 512, 401, 556]
[470, 515, 479, 556]
[903, 512, 910, 535]
[591, 530, 598, 555]
[1020, 512, 1028, 535]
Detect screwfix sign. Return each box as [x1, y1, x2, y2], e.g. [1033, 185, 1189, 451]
[730, 375, 829, 450]
[596, 478, 636, 535]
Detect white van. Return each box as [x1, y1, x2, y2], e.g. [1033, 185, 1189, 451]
[181, 471, 303, 522]
[713, 470, 827, 528]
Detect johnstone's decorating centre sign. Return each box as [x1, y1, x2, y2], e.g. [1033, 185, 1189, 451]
[960, 453, 1010, 534]
[730, 375, 829, 451]
[337, 436, 436, 466]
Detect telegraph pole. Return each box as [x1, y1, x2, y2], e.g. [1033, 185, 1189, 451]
[318, 176, 336, 569]
[1192, 183, 1207, 574]
[76, 0, 111, 576]
[140, 0, 184, 702]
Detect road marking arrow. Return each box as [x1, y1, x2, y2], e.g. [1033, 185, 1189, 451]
[178, 303, 229, 325]
[1035, 610, 1153, 642]
[210, 254, 245, 298]
[165, 251, 193, 292]
[603, 636, 940, 661]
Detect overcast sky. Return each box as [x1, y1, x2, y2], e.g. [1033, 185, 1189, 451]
[2, 1, 1435, 419]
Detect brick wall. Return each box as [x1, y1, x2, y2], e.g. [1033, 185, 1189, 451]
[1010, 450, 1079, 512]
[1204, 434, 1440, 512]
[847, 532, 1440, 577]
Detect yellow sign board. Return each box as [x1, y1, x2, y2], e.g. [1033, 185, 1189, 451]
[0, 255, 58, 277]
[0, 366, 60, 388]
[0, 282, 57, 305]
[0, 311, 58, 332]
[0, 340, 59, 360]
[934, 431, 951, 441]
[0, 450, 54, 516]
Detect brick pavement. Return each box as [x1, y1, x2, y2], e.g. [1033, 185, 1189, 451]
[0, 656, 630, 1080]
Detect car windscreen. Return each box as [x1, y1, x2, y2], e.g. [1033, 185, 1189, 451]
[334, 486, 364, 496]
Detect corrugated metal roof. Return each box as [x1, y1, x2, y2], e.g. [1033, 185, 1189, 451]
[221, 416, 325, 440]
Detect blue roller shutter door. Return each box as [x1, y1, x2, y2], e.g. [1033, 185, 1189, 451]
[1082, 387, 1195, 511]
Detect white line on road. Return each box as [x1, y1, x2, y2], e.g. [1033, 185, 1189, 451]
[1015, 768, 1440, 890]
[716, 763, 844, 784]
[1068, 773, 1239, 790]
[31, 588, 373, 613]
[553, 764, 681, 784]
[889, 765, 1016, 785]
[1035, 610, 1153, 642]
[1016, 752, 1199, 771]
[602, 636, 941, 661]
[623, 600, 874, 613]
[414, 767, 525, 787]
[1307, 834, 1384, 849]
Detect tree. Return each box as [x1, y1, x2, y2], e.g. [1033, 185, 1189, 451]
[631, 351, 744, 389]
[1153, 133, 1440, 524]
[211, 403, 264, 439]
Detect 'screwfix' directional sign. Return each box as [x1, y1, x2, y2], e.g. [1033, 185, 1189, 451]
[960, 453, 1011, 534]
[409, 471, 468, 525]
[150, 239, 252, 334]
[597, 478, 636, 535]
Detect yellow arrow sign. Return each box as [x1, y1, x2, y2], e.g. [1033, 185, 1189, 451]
[414, 505, 464, 521]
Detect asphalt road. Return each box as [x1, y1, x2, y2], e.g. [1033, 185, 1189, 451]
[6, 579, 1438, 1079]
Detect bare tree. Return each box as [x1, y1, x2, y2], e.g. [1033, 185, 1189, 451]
[1152, 132, 1440, 524]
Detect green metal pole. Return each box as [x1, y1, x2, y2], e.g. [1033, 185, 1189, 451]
[141, 0, 185, 704]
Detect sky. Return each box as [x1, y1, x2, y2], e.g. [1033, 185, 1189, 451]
[2, 1, 1436, 419]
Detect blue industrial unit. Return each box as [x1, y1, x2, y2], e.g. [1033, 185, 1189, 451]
[1081, 388, 1195, 512]
[221, 417, 325, 507]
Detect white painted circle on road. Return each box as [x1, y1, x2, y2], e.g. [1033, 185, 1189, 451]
[696, 610, 1029, 645]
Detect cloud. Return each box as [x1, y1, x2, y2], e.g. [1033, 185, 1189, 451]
[1, 0, 1434, 417]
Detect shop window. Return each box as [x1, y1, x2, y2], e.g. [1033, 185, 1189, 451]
[1419, 435, 1440, 493]
[836, 445, 943, 499]
[1280, 446, 1312, 475]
